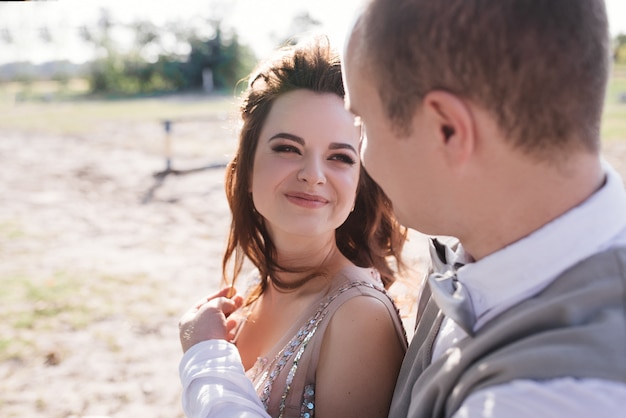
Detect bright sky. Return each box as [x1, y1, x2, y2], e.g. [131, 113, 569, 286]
[0, 0, 624, 65]
[0, 0, 364, 65]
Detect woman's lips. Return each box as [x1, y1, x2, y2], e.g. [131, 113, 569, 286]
[285, 192, 329, 208]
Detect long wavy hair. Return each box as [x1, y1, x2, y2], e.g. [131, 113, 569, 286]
[222, 36, 407, 303]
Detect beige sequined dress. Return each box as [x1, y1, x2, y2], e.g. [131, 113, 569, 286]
[237, 272, 408, 418]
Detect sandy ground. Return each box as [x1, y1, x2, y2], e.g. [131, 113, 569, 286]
[0, 122, 236, 417]
[0, 119, 624, 417]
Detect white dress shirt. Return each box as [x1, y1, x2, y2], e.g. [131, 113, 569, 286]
[180, 340, 270, 418]
[432, 161, 626, 417]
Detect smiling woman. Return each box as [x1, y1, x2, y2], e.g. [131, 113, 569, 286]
[178, 35, 408, 418]
[251, 90, 360, 240]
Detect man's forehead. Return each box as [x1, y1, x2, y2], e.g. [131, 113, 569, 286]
[341, 47, 356, 113]
[342, 69, 357, 116]
[342, 50, 366, 117]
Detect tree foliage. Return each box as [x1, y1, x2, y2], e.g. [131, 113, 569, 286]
[615, 33, 626, 64]
[83, 11, 256, 96]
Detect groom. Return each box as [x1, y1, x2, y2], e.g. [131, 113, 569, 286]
[179, 0, 626, 416]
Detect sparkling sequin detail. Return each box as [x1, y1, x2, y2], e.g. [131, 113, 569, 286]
[278, 325, 318, 417]
[247, 280, 406, 417]
[300, 385, 315, 418]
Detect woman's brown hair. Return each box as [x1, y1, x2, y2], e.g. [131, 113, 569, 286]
[222, 35, 406, 302]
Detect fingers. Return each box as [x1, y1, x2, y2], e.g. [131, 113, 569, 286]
[224, 286, 237, 299]
[217, 286, 237, 299]
[194, 295, 242, 318]
[221, 295, 244, 317]
[179, 305, 228, 352]
[225, 317, 240, 341]
[178, 287, 245, 353]
[193, 286, 238, 309]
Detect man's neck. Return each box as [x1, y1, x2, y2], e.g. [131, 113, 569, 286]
[460, 151, 604, 261]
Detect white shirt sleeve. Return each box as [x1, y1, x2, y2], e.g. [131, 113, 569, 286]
[179, 340, 271, 418]
[453, 378, 626, 418]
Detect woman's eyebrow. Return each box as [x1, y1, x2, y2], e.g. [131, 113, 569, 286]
[269, 132, 357, 154]
[268, 132, 304, 145]
[329, 143, 358, 154]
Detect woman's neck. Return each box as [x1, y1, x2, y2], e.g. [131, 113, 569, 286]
[268, 235, 349, 294]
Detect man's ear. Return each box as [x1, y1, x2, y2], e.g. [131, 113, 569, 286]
[422, 90, 475, 166]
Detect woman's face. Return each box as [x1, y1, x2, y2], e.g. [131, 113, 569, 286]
[251, 89, 361, 243]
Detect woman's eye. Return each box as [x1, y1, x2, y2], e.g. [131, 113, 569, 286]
[330, 154, 356, 165]
[272, 145, 301, 154]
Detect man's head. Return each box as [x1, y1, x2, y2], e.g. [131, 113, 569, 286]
[344, 0, 610, 251]
[348, 0, 610, 156]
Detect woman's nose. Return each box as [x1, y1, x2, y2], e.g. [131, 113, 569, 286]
[297, 158, 326, 185]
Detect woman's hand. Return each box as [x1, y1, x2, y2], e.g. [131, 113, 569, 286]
[178, 287, 244, 353]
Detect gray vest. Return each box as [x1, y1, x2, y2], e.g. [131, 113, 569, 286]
[389, 247, 626, 418]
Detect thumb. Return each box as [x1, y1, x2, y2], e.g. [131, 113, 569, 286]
[219, 296, 244, 317]
[225, 317, 239, 341]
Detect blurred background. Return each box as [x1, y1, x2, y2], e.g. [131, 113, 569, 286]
[0, 1, 625, 417]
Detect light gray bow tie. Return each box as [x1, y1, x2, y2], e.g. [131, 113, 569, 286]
[427, 238, 476, 336]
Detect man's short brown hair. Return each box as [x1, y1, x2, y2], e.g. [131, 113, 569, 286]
[358, 0, 611, 156]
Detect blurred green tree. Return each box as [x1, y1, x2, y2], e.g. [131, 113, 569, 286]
[83, 10, 256, 96]
[615, 33, 626, 64]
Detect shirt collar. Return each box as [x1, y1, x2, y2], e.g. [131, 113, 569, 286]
[455, 161, 626, 329]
